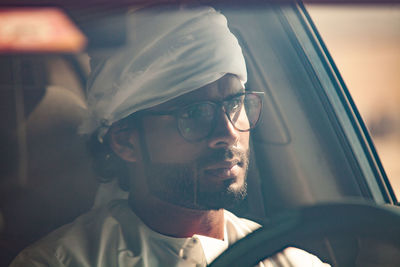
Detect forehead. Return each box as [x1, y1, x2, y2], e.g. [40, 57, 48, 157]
[152, 74, 245, 110]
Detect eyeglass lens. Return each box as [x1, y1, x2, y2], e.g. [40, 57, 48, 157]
[177, 93, 262, 141]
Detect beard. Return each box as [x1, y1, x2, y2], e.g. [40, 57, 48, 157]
[144, 147, 249, 210]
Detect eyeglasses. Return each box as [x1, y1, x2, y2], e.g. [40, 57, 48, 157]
[141, 91, 264, 142]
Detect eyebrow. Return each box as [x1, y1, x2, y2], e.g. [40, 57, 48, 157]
[169, 91, 248, 112]
[150, 81, 245, 112]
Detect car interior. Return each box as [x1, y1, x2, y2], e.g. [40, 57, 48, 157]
[0, 1, 399, 266]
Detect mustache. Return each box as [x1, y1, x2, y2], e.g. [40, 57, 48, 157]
[196, 147, 249, 169]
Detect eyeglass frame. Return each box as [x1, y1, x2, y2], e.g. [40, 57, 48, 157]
[138, 91, 265, 142]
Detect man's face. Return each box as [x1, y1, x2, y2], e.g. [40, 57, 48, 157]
[133, 74, 250, 210]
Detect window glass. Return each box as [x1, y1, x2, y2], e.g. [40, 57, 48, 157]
[307, 4, 400, 199]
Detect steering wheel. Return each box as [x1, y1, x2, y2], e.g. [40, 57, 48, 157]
[209, 202, 400, 266]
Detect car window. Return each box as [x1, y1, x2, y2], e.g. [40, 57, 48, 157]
[220, 3, 394, 216]
[307, 4, 400, 199]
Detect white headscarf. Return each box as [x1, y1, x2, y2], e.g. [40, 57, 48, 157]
[79, 5, 247, 142]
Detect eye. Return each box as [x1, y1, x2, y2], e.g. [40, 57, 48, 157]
[181, 103, 214, 120]
[226, 96, 244, 114]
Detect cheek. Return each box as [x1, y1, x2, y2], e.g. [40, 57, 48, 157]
[142, 118, 205, 163]
[238, 131, 250, 151]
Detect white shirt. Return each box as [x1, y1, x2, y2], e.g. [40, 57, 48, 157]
[10, 200, 329, 267]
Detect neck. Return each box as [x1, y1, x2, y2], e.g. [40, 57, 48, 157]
[128, 193, 225, 240]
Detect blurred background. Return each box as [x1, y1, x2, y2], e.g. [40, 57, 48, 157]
[306, 3, 400, 199]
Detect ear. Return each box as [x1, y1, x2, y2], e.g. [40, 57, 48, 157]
[109, 124, 137, 162]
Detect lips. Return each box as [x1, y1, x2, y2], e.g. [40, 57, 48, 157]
[203, 160, 241, 179]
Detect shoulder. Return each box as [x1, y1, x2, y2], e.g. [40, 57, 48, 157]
[222, 211, 330, 266]
[10, 200, 136, 267]
[223, 209, 261, 245]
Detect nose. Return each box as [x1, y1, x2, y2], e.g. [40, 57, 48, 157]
[207, 110, 240, 148]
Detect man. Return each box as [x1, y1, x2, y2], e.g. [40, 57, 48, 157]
[11, 5, 328, 266]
